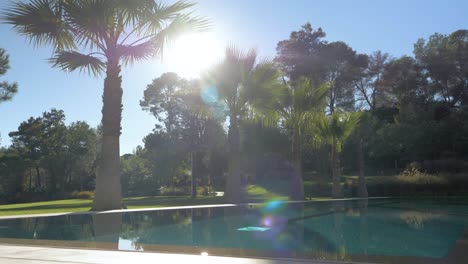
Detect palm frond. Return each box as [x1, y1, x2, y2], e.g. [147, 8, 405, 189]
[118, 41, 158, 66]
[2, 0, 75, 50]
[62, 0, 111, 51]
[114, 0, 155, 29]
[244, 60, 283, 113]
[132, 13, 210, 62]
[314, 111, 361, 151]
[143, 1, 198, 34]
[225, 45, 257, 81]
[49, 51, 105, 76]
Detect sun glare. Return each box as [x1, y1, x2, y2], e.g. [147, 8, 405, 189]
[164, 33, 224, 78]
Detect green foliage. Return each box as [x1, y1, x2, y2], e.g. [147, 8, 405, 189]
[207, 46, 282, 122]
[0, 48, 18, 103]
[69, 191, 94, 199]
[3, 0, 209, 75]
[244, 184, 287, 200]
[3, 109, 98, 201]
[314, 111, 361, 153]
[276, 24, 366, 113]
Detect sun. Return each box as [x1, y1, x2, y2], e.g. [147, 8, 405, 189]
[163, 33, 224, 78]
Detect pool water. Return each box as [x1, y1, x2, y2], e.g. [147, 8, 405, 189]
[0, 198, 467, 263]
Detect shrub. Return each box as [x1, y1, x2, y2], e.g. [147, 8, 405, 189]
[158, 186, 189, 196]
[396, 167, 447, 185]
[70, 191, 94, 199]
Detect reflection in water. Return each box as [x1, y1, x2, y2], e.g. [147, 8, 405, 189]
[400, 211, 441, 229]
[92, 213, 122, 249]
[358, 199, 369, 256]
[0, 199, 468, 264]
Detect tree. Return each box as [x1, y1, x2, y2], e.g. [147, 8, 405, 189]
[414, 30, 468, 107]
[381, 56, 431, 115]
[4, 0, 208, 210]
[142, 73, 226, 197]
[273, 77, 328, 199]
[178, 80, 222, 198]
[276, 24, 365, 114]
[64, 121, 99, 191]
[9, 115, 46, 193]
[207, 46, 281, 203]
[320, 41, 366, 114]
[141, 72, 186, 136]
[315, 111, 360, 198]
[0, 48, 18, 103]
[120, 148, 152, 197]
[8, 109, 97, 197]
[276, 23, 326, 81]
[354, 51, 392, 112]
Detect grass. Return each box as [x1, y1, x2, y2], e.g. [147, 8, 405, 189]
[0, 183, 332, 217]
[0, 196, 225, 217]
[244, 184, 287, 200]
[15, 173, 454, 217]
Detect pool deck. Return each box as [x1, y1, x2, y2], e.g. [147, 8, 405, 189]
[0, 244, 352, 264]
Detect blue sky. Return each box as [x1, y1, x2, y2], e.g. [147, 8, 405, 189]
[0, 0, 467, 154]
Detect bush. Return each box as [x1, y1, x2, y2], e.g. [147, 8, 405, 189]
[158, 186, 189, 196]
[364, 170, 468, 197]
[69, 191, 94, 199]
[396, 167, 447, 185]
[196, 186, 209, 196]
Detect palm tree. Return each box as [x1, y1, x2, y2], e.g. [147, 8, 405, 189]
[207, 46, 281, 203]
[3, 0, 208, 210]
[273, 78, 328, 200]
[315, 111, 360, 198]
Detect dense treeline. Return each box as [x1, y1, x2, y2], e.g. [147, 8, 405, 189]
[0, 109, 98, 202]
[1, 24, 468, 203]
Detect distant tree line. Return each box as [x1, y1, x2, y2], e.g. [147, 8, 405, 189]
[1, 24, 468, 203]
[0, 109, 98, 202]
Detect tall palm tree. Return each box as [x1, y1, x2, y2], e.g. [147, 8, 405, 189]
[273, 78, 328, 200]
[207, 46, 281, 203]
[3, 0, 208, 210]
[315, 111, 360, 198]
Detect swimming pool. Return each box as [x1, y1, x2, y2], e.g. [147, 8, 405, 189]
[0, 198, 467, 264]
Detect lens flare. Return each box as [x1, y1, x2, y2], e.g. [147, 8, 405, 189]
[262, 199, 287, 214]
[201, 85, 218, 105]
[262, 215, 274, 227]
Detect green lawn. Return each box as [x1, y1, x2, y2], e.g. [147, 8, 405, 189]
[0, 183, 334, 217]
[0, 196, 225, 217]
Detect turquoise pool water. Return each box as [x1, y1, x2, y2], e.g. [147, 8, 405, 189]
[0, 198, 467, 263]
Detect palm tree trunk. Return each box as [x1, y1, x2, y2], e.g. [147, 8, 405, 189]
[93, 58, 123, 211]
[291, 128, 305, 200]
[357, 137, 368, 198]
[331, 138, 343, 198]
[226, 115, 241, 203]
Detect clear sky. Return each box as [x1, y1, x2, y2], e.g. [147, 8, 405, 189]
[0, 0, 467, 154]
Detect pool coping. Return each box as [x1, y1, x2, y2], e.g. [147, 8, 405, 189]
[0, 197, 391, 220]
[0, 244, 368, 264]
